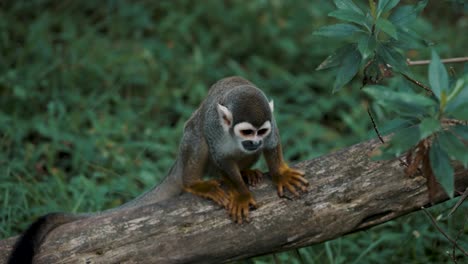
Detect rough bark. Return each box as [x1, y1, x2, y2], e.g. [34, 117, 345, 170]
[1, 137, 467, 264]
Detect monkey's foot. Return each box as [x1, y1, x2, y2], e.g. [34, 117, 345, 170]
[272, 163, 309, 197]
[241, 169, 263, 186]
[227, 191, 257, 224]
[184, 180, 230, 208]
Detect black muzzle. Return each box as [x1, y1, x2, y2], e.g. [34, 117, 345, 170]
[242, 140, 262, 151]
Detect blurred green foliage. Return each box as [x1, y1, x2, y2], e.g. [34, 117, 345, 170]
[0, 0, 466, 263]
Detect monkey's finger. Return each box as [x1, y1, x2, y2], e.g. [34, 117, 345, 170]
[292, 174, 309, 185]
[256, 178, 261, 185]
[248, 172, 261, 186]
[213, 191, 228, 207]
[291, 169, 305, 176]
[220, 191, 231, 206]
[229, 204, 236, 217]
[251, 200, 258, 209]
[225, 196, 232, 207]
[230, 202, 236, 212]
[212, 191, 222, 204]
[289, 178, 304, 189]
[255, 170, 263, 183]
[277, 184, 284, 197]
[213, 197, 221, 206]
[285, 183, 300, 197]
[249, 199, 258, 209]
[219, 197, 229, 208]
[290, 177, 308, 190]
[287, 171, 305, 179]
[251, 175, 258, 186]
[237, 206, 243, 224]
[247, 176, 252, 186]
[241, 206, 249, 222]
[223, 196, 230, 208]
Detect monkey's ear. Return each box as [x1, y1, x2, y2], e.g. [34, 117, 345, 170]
[217, 104, 233, 131]
[269, 100, 274, 113]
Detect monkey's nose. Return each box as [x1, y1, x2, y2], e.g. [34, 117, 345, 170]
[242, 140, 262, 151]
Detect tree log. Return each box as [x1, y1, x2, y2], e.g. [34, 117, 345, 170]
[1, 137, 467, 263]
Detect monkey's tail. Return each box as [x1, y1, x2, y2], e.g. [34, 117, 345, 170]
[117, 162, 184, 210]
[8, 163, 182, 263]
[8, 212, 84, 264]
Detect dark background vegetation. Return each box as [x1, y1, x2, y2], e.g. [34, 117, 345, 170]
[0, 0, 466, 263]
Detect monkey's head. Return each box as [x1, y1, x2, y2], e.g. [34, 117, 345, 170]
[216, 86, 274, 154]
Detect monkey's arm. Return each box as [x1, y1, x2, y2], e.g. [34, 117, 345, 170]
[219, 161, 257, 224]
[264, 142, 308, 197]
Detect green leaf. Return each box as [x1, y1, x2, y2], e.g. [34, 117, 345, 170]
[377, 0, 400, 17]
[451, 125, 468, 140]
[378, 117, 415, 134]
[333, 0, 364, 15]
[429, 139, 454, 198]
[418, 118, 441, 139]
[377, 44, 409, 73]
[363, 85, 437, 117]
[388, 1, 428, 26]
[448, 103, 468, 120]
[333, 48, 361, 92]
[328, 9, 368, 28]
[391, 28, 428, 49]
[357, 35, 377, 60]
[428, 50, 449, 101]
[438, 131, 468, 167]
[446, 76, 468, 110]
[313, 23, 363, 38]
[316, 44, 355, 71]
[376, 18, 398, 39]
[385, 126, 420, 155]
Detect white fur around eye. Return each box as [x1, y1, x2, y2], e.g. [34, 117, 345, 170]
[234, 122, 256, 139]
[257, 121, 271, 137]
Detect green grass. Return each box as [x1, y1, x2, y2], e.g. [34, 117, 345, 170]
[0, 1, 466, 263]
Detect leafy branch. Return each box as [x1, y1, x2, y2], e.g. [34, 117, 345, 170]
[314, 0, 468, 201]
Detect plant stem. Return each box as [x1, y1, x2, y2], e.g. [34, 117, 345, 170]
[407, 57, 468, 66]
[422, 207, 468, 257]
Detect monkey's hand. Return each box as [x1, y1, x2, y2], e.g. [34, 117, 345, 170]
[184, 180, 230, 208]
[272, 163, 308, 197]
[228, 191, 257, 224]
[241, 169, 263, 186]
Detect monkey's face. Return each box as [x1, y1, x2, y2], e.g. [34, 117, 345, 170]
[233, 121, 271, 153]
[216, 102, 273, 154]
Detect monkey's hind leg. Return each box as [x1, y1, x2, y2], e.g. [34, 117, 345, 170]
[184, 180, 230, 208]
[241, 169, 263, 186]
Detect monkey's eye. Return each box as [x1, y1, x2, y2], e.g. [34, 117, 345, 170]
[257, 128, 269, 136]
[240, 129, 254, 136]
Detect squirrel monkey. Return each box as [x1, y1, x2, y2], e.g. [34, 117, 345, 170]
[8, 76, 308, 263]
